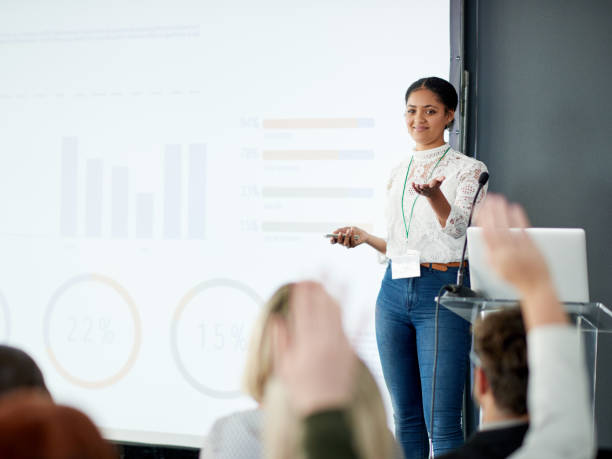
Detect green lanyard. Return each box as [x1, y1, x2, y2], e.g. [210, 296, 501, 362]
[400, 146, 450, 241]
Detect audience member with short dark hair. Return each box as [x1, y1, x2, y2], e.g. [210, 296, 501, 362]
[439, 307, 529, 459]
[0, 389, 117, 459]
[0, 344, 49, 397]
[478, 195, 593, 459]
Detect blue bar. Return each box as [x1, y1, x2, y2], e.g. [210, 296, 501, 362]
[164, 145, 182, 239]
[338, 150, 375, 160]
[357, 118, 375, 128]
[262, 222, 373, 233]
[136, 193, 154, 238]
[111, 167, 129, 238]
[188, 144, 206, 239]
[85, 158, 103, 237]
[261, 187, 374, 198]
[60, 137, 78, 237]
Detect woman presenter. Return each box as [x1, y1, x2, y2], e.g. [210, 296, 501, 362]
[331, 77, 488, 459]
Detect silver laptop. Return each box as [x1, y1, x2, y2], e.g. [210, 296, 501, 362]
[467, 227, 589, 302]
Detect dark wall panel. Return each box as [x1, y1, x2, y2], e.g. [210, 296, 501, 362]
[464, 0, 612, 447]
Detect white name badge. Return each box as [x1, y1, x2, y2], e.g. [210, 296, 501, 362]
[391, 250, 421, 279]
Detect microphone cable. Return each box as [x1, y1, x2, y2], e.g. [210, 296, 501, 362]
[428, 283, 449, 459]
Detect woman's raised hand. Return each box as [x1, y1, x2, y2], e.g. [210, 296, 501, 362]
[330, 226, 368, 249]
[412, 176, 445, 198]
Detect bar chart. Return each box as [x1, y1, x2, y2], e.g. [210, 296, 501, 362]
[260, 222, 374, 234]
[262, 150, 375, 161]
[261, 187, 373, 199]
[59, 137, 207, 240]
[262, 117, 375, 129]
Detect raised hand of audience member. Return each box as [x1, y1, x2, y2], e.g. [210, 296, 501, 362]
[271, 281, 357, 417]
[476, 193, 593, 459]
[475, 194, 567, 330]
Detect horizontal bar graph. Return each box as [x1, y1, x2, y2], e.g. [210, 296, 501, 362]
[261, 187, 373, 199]
[59, 137, 207, 240]
[261, 222, 373, 233]
[262, 118, 375, 129]
[262, 150, 374, 161]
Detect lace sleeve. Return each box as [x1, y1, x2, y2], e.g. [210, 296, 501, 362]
[441, 160, 488, 239]
[377, 239, 389, 264]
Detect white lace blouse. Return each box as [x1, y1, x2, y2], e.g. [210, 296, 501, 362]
[385, 143, 488, 263]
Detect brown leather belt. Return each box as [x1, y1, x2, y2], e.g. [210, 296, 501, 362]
[420, 261, 467, 272]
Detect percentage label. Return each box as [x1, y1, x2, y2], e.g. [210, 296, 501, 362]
[171, 278, 262, 398]
[99, 317, 115, 343]
[240, 219, 259, 232]
[67, 316, 115, 345]
[231, 324, 247, 351]
[198, 322, 248, 352]
[240, 117, 260, 128]
[44, 274, 141, 389]
[241, 148, 259, 160]
[240, 185, 260, 198]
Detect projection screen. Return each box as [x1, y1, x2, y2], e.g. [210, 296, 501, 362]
[0, 0, 450, 447]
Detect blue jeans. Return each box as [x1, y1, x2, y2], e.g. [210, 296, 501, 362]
[376, 263, 471, 459]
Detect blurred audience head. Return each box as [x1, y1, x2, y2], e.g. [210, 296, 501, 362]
[0, 345, 49, 398]
[263, 359, 396, 459]
[0, 389, 117, 459]
[472, 307, 528, 417]
[243, 283, 292, 403]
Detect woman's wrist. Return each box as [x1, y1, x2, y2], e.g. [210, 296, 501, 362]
[364, 234, 387, 255]
[425, 187, 444, 201]
[425, 189, 451, 226]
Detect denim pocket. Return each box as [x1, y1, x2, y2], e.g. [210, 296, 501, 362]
[377, 269, 406, 308]
[431, 267, 458, 285]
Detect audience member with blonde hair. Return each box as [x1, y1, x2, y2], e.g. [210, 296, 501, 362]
[201, 284, 292, 459]
[263, 357, 401, 459]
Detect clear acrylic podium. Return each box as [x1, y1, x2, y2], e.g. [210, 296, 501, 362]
[438, 296, 612, 431]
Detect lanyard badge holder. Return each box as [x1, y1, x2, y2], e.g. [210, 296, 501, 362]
[391, 147, 450, 279]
